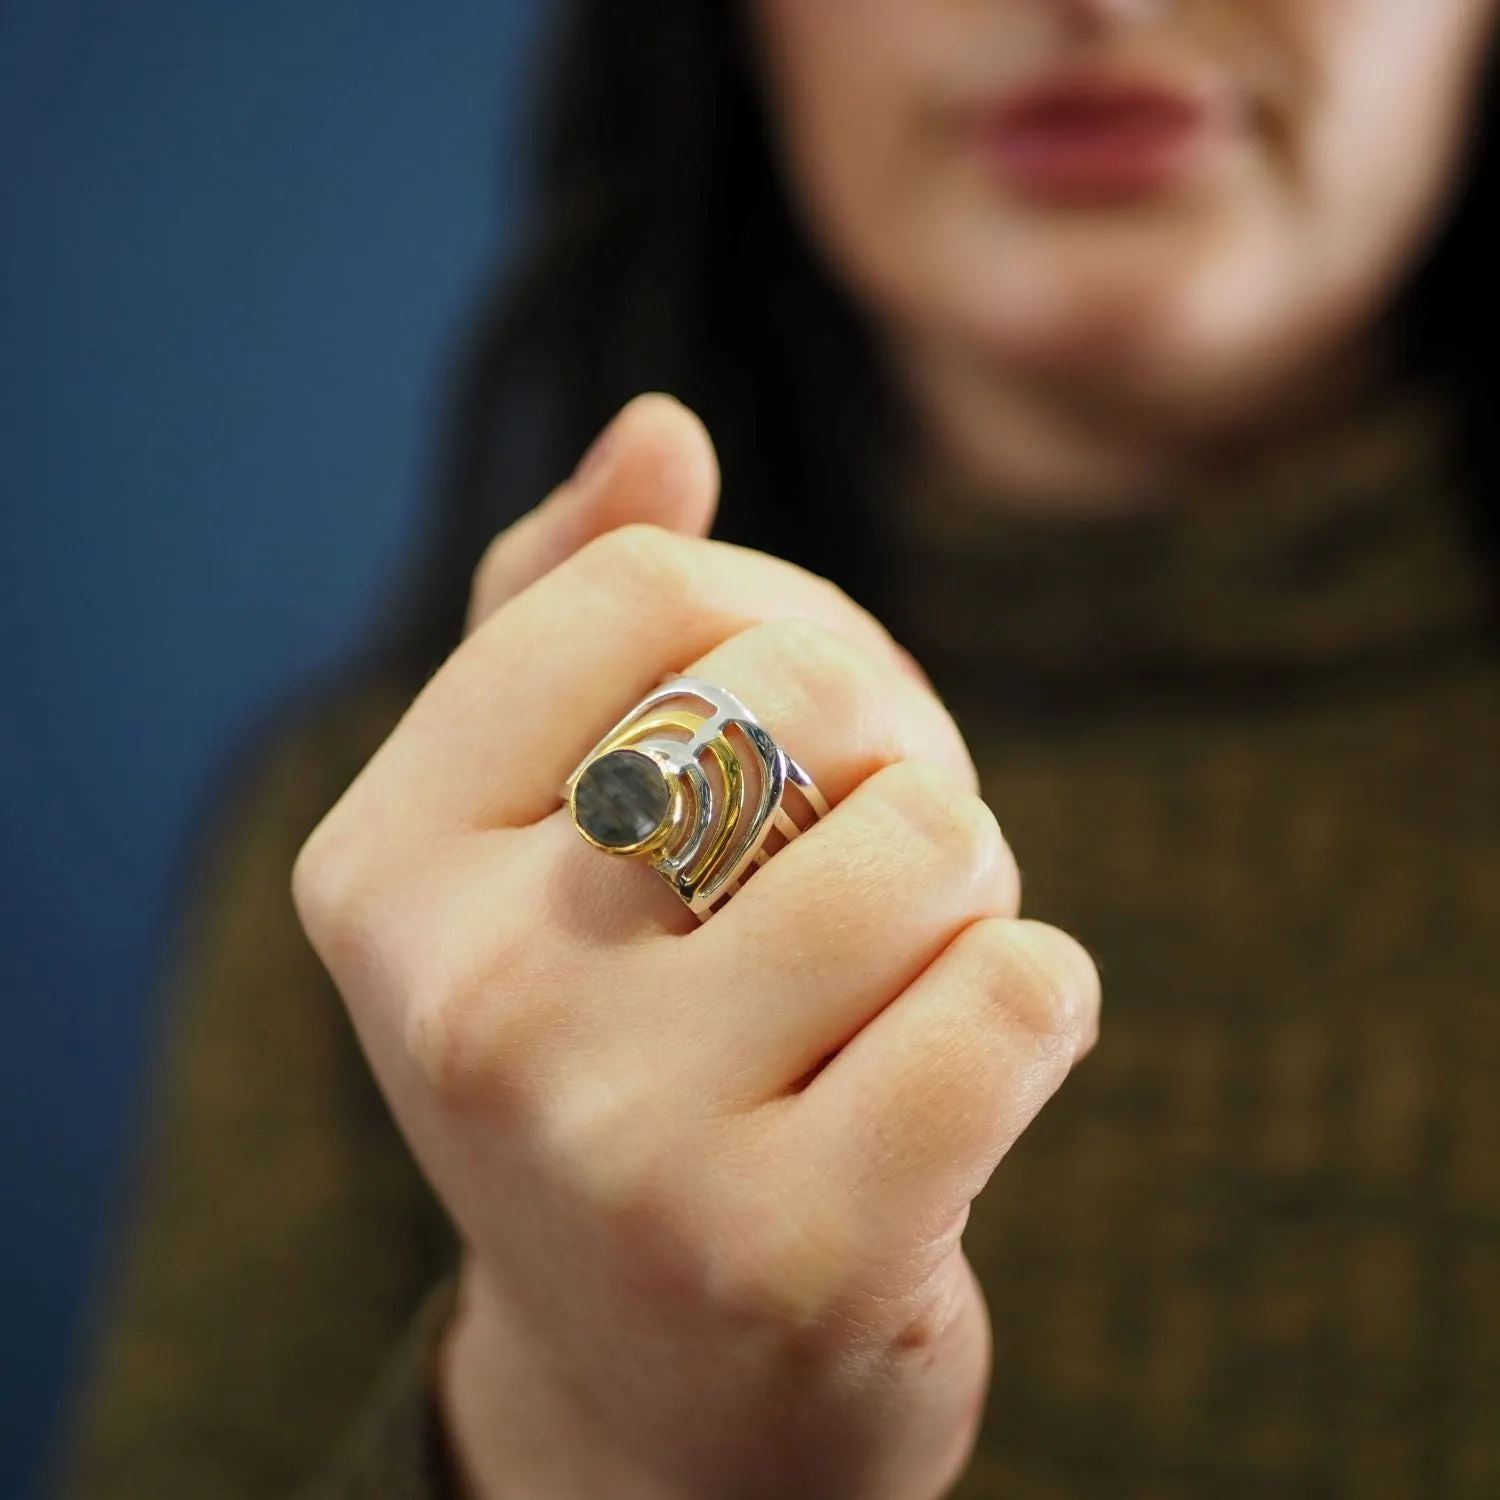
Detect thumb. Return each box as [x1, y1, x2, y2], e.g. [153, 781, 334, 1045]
[465, 392, 720, 634]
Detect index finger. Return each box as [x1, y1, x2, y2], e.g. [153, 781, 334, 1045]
[366, 523, 969, 838]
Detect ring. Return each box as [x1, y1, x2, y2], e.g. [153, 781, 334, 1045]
[563, 676, 829, 919]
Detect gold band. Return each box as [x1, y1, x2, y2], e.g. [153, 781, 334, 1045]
[564, 676, 828, 919]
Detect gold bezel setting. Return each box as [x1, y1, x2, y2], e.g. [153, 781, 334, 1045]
[563, 677, 828, 920]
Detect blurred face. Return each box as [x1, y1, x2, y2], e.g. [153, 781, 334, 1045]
[749, 0, 1497, 461]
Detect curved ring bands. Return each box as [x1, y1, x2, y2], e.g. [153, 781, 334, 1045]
[563, 676, 829, 920]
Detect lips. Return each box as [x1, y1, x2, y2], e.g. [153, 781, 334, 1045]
[969, 71, 1224, 203]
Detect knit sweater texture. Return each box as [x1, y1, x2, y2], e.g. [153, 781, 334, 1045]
[60, 385, 1500, 1498]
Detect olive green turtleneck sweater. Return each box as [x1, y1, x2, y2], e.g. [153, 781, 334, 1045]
[60, 388, 1500, 1499]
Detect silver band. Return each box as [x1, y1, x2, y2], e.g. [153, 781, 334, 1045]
[564, 676, 828, 919]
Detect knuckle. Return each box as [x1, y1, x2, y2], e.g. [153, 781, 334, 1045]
[758, 617, 875, 714]
[985, 919, 1100, 1052]
[760, 575, 911, 688]
[289, 818, 334, 934]
[290, 806, 370, 958]
[873, 760, 1006, 884]
[290, 793, 449, 1010]
[573, 522, 697, 613]
[802, 571, 885, 640]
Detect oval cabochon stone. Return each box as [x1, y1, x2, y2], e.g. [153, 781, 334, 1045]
[573, 749, 671, 850]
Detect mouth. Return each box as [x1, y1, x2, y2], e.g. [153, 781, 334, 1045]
[965, 67, 1236, 204]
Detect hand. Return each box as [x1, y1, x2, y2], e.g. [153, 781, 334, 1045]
[292, 394, 1101, 1500]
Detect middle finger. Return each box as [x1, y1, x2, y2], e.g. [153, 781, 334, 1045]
[370, 526, 927, 838]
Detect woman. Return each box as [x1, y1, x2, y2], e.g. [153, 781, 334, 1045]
[64, 2, 1500, 1497]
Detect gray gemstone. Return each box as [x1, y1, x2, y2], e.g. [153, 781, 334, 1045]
[574, 749, 671, 850]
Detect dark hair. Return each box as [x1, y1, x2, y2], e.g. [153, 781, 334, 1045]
[391, 0, 1500, 683]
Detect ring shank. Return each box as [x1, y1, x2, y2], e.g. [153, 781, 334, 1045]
[564, 676, 827, 919]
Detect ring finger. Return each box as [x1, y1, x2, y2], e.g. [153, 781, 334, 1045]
[596, 618, 1017, 1095]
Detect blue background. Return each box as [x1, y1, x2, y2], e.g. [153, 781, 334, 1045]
[0, 4, 543, 1494]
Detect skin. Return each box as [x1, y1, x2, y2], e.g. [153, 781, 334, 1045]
[297, 396, 1098, 1500]
[294, 5, 1497, 1498]
[749, 0, 1498, 507]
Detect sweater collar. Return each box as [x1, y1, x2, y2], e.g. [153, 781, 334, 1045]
[875, 380, 1495, 710]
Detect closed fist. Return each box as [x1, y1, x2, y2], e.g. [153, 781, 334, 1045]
[292, 394, 1100, 1500]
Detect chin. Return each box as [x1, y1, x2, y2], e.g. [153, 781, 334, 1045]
[943, 218, 1305, 420]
